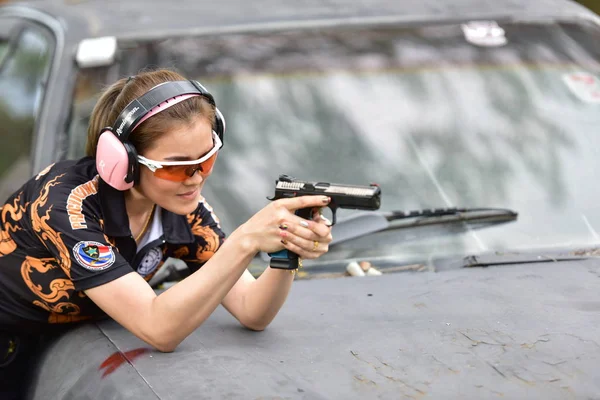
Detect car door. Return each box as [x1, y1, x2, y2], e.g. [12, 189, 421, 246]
[0, 17, 54, 203]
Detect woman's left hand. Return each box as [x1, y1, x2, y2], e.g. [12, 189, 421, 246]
[279, 207, 332, 260]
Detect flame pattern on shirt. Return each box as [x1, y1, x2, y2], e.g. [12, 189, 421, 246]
[0, 193, 26, 257]
[21, 256, 88, 323]
[0, 159, 225, 329]
[30, 175, 72, 277]
[18, 176, 89, 323]
[187, 214, 221, 263]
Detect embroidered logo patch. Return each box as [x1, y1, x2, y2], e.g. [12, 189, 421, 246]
[73, 241, 115, 271]
[137, 247, 163, 276]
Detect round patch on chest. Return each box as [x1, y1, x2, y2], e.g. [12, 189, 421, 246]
[137, 247, 163, 276]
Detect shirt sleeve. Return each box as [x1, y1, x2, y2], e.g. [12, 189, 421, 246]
[31, 180, 133, 291]
[174, 198, 226, 272]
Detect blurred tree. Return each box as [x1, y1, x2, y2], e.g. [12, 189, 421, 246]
[576, 0, 600, 15]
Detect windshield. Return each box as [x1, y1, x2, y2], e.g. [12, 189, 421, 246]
[69, 20, 600, 264]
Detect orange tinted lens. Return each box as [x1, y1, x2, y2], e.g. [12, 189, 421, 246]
[198, 152, 218, 174]
[152, 152, 218, 181]
[153, 165, 193, 182]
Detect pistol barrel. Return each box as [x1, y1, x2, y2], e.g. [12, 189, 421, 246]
[274, 179, 381, 210]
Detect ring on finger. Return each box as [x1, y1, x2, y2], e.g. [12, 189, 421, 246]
[312, 240, 319, 251]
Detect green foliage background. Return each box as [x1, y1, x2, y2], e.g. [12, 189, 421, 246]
[576, 0, 600, 15]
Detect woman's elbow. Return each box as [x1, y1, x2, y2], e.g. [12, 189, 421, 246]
[149, 337, 178, 353]
[142, 329, 180, 353]
[240, 318, 270, 332]
[155, 345, 177, 353]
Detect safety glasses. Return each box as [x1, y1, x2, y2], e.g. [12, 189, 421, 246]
[137, 131, 222, 182]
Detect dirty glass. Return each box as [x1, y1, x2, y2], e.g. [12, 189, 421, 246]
[70, 21, 600, 263]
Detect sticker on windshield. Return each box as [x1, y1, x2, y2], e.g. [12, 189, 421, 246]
[461, 21, 507, 47]
[562, 72, 600, 103]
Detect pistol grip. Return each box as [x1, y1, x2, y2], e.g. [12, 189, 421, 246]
[268, 250, 299, 269]
[268, 207, 313, 270]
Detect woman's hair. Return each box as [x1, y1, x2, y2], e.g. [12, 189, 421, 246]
[85, 69, 216, 157]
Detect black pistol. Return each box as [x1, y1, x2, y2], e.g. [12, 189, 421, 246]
[267, 174, 382, 270]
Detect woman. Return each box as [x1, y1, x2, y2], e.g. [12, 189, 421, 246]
[0, 69, 332, 398]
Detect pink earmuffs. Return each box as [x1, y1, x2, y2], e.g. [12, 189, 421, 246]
[96, 90, 203, 190]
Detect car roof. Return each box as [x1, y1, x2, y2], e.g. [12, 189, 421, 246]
[6, 0, 599, 41]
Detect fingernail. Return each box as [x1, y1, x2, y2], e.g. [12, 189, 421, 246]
[279, 223, 288, 230]
[300, 220, 309, 228]
[322, 196, 330, 203]
[280, 230, 288, 238]
[320, 215, 332, 226]
[281, 239, 288, 245]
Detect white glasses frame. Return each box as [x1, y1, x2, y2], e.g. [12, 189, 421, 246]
[137, 131, 222, 172]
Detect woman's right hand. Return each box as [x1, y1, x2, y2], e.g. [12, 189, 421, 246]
[233, 195, 333, 258]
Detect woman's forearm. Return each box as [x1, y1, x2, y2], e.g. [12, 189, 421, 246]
[239, 266, 295, 331]
[148, 231, 256, 350]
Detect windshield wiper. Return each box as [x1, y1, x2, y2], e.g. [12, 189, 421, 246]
[385, 207, 517, 221]
[461, 252, 592, 268]
[331, 207, 518, 245]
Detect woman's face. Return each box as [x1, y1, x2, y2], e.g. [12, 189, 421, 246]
[138, 116, 216, 215]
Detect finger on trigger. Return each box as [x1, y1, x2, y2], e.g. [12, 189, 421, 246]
[312, 207, 322, 221]
[320, 214, 332, 226]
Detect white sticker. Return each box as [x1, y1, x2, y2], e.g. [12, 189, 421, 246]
[562, 72, 600, 103]
[461, 21, 507, 47]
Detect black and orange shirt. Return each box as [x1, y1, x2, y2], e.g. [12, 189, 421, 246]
[0, 157, 225, 334]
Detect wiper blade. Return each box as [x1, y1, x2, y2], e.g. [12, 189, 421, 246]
[331, 207, 518, 245]
[461, 252, 593, 268]
[385, 207, 517, 222]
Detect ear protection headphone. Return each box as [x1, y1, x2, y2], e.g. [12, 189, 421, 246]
[96, 80, 226, 190]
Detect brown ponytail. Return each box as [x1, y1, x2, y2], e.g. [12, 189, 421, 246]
[85, 69, 216, 158]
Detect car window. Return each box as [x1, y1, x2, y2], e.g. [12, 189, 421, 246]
[0, 23, 53, 203]
[70, 21, 600, 264]
[65, 68, 110, 160]
[0, 18, 16, 67]
[0, 40, 8, 66]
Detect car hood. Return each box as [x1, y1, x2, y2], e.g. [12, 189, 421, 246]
[30, 260, 600, 399]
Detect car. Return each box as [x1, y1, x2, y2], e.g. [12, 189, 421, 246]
[2, 0, 600, 398]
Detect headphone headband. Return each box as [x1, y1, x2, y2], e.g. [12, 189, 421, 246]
[111, 80, 218, 141]
[96, 79, 225, 190]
